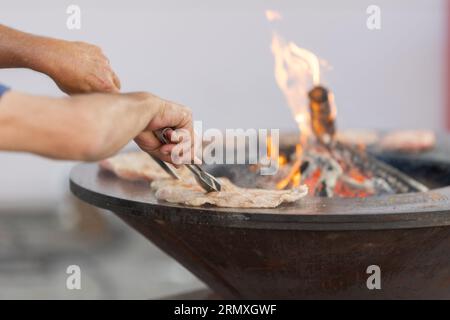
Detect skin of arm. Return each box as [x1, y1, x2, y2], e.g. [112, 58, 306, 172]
[0, 91, 193, 162]
[0, 25, 193, 162]
[0, 24, 120, 94]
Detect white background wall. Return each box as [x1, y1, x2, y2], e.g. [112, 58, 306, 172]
[0, 0, 446, 208]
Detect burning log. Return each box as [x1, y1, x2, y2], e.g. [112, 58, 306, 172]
[308, 86, 336, 146]
[303, 86, 428, 196]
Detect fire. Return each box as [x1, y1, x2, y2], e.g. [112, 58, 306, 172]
[265, 10, 282, 22]
[266, 135, 287, 166]
[267, 10, 321, 190]
[278, 154, 288, 166]
[266, 10, 374, 197]
[270, 31, 322, 142]
[275, 144, 303, 189]
[270, 31, 320, 189]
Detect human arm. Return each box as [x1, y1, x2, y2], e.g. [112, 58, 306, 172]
[0, 24, 120, 94]
[0, 91, 192, 162]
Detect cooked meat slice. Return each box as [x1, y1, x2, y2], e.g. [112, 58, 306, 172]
[335, 129, 379, 147]
[100, 151, 308, 208]
[378, 130, 435, 153]
[151, 177, 308, 208]
[99, 151, 171, 181]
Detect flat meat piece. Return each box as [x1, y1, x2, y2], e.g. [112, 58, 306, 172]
[100, 151, 171, 181]
[379, 130, 435, 153]
[335, 129, 379, 147]
[151, 177, 308, 208]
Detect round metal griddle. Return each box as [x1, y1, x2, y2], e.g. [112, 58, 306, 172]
[70, 162, 450, 231]
[69, 135, 450, 299]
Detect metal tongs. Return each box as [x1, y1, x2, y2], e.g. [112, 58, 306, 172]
[149, 128, 221, 193]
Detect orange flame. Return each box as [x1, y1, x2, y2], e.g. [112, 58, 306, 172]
[266, 9, 324, 141]
[267, 10, 323, 190]
[269, 33, 322, 146]
[266, 10, 351, 195]
[265, 10, 282, 22]
[275, 144, 303, 189]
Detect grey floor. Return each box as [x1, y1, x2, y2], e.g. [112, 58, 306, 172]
[0, 196, 205, 299]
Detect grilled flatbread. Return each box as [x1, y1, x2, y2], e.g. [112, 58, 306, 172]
[99, 151, 171, 181]
[100, 151, 308, 208]
[379, 130, 435, 153]
[335, 129, 379, 147]
[151, 177, 308, 208]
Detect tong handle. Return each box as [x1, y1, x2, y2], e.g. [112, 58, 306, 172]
[155, 128, 172, 145]
[154, 128, 221, 192]
[148, 153, 180, 180]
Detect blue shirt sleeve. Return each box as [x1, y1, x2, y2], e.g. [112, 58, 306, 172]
[0, 83, 10, 97]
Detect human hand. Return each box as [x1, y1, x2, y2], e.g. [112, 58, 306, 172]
[39, 38, 120, 94]
[44, 40, 121, 94]
[133, 96, 194, 164]
[0, 25, 120, 94]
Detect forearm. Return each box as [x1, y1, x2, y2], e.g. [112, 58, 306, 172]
[0, 24, 58, 74]
[0, 91, 89, 159]
[0, 91, 155, 160]
[68, 92, 157, 159]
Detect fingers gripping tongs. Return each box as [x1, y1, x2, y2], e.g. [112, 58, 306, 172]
[150, 128, 221, 193]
